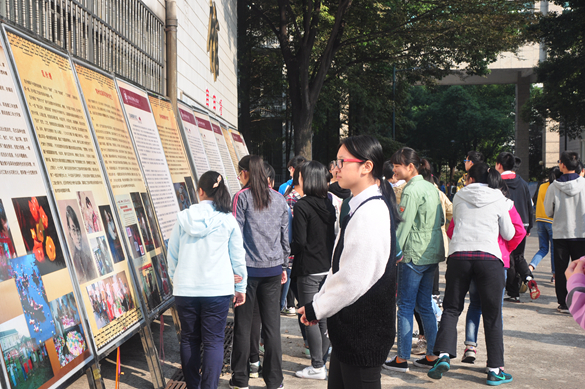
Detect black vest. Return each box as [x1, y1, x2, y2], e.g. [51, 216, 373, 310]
[327, 196, 397, 367]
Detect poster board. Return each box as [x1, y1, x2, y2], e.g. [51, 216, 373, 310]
[209, 117, 240, 196]
[115, 80, 181, 244]
[192, 111, 228, 183]
[230, 129, 250, 160]
[0, 31, 94, 389]
[220, 122, 240, 173]
[72, 61, 172, 316]
[3, 27, 143, 357]
[148, 94, 198, 209]
[176, 101, 210, 180]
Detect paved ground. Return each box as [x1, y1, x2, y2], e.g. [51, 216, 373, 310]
[68, 235, 585, 389]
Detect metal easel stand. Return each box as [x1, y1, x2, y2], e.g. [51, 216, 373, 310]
[86, 363, 106, 389]
[168, 305, 182, 343]
[140, 323, 167, 389]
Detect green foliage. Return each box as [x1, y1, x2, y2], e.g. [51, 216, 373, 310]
[527, 1, 585, 138]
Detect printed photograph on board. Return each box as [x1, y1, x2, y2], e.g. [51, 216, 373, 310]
[184, 176, 197, 205]
[0, 315, 55, 389]
[11, 196, 66, 277]
[136, 263, 161, 311]
[10, 254, 56, 344]
[125, 224, 144, 259]
[86, 271, 135, 330]
[98, 205, 125, 263]
[0, 199, 17, 282]
[130, 193, 155, 253]
[151, 254, 172, 297]
[57, 199, 98, 284]
[77, 191, 102, 234]
[174, 182, 191, 211]
[139, 193, 161, 249]
[90, 236, 114, 276]
[49, 292, 87, 367]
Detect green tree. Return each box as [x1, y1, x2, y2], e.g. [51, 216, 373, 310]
[244, 0, 537, 158]
[527, 1, 585, 138]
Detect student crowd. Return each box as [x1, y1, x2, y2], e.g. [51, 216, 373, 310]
[165, 135, 585, 389]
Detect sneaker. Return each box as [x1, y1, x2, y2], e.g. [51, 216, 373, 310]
[558, 304, 570, 314]
[486, 369, 513, 386]
[412, 330, 419, 338]
[413, 356, 437, 369]
[303, 347, 311, 359]
[461, 347, 476, 364]
[433, 295, 443, 308]
[382, 356, 409, 372]
[427, 355, 450, 380]
[519, 282, 528, 294]
[249, 361, 261, 378]
[412, 338, 427, 355]
[259, 343, 265, 356]
[528, 280, 540, 300]
[281, 307, 295, 315]
[504, 296, 521, 303]
[228, 378, 249, 389]
[295, 366, 327, 380]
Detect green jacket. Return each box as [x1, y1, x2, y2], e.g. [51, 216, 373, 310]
[396, 175, 445, 265]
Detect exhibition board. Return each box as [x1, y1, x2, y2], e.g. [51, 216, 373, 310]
[220, 122, 240, 174]
[192, 111, 228, 184]
[148, 94, 198, 211]
[4, 28, 144, 355]
[0, 34, 94, 389]
[115, 80, 181, 243]
[229, 129, 250, 160]
[209, 117, 240, 196]
[176, 101, 211, 180]
[72, 61, 172, 316]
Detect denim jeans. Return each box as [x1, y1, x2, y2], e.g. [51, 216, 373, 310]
[280, 267, 292, 310]
[464, 270, 507, 347]
[530, 221, 555, 273]
[397, 262, 438, 359]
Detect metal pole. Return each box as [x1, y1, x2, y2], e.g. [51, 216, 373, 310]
[392, 64, 396, 140]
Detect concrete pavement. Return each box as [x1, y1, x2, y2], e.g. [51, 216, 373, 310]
[68, 235, 585, 388]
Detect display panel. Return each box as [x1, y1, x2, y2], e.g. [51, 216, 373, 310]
[192, 111, 227, 180]
[177, 102, 210, 180]
[115, 80, 180, 243]
[5, 30, 142, 353]
[148, 94, 198, 209]
[230, 129, 250, 160]
[220, 123, 240, 173]
[0, 33, 93, 389]
[209, 118, 240, 196]
[73, 62, 172, 314]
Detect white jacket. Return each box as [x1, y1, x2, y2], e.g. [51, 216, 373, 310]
[449, 184, 515, 260]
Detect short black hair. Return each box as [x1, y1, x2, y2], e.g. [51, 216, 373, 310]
[383, 160, 394, 180]
[577, 161, 583, 175]
[513, 156, 522, 171]
[300, 161, 329, 199]
[287, 155, 307, 170]
[560, 151, 580, 171]
[263, 161, 275, 186]
[467, 150, 484, 165]
[496, 152, 515, 171]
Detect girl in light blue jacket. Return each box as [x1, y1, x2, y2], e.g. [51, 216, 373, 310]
[167, 171, 246, 389]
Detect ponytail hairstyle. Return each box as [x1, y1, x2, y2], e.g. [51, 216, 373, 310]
[284, 162, 303, 197]
[340, 135, 401, 224]
[467, 162, 490, 184]
[389, 147, 422, 170]
[263, 161, 276, 188]
[419, 158, 433, 183]
[549, 167, 562, 183]
[198, 171, 231, 213]
[486, 167, 508, 197]
[238, 155, 271, 210]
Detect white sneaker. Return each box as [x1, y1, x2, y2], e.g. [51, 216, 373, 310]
[295, 366, 327, 380]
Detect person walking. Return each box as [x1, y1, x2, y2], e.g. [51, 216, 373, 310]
[298, 135, 399, 389]
[384, 148, 445, 372]
[544, 151, 585, 313]
[230, 155, 290, 389]
[428, 163, 515, 386]
[291, 161, 336, 380]
[456, 151, 484, 192]
[167, 171, 247, 389]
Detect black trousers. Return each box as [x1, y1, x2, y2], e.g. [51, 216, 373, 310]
[249, 295, 262, 364]
[506, 237, 532, 298]
[433, 258, 505, 368]
[231, 275, 283, 389]
[328, 350, 382, 389]
[553, 239, 585, 305]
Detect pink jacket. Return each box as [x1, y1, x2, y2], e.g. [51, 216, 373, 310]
[447, 204, 525, 268]
[567, 272, 585, 330]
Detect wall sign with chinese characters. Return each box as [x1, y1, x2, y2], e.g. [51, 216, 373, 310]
[177, 101, 211, 180]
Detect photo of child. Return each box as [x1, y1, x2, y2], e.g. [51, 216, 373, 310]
[77, 191, 102, 234]
[86, 271, 136, 330]
[90, 236, 114, 276]
[98, 205, 125, 263]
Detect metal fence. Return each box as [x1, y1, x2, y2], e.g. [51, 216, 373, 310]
[0, 0, 165, 93]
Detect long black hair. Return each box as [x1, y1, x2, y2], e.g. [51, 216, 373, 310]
[300, 161, 328, 199]
[238, 155, 271, 210]
[198, 171, 231, 213]
[340, 135, 401, 224]
[468, 163, 490, 184]
[486, 167, 508, 196]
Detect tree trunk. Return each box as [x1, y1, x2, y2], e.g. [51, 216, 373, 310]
[292, 105, 315, 159]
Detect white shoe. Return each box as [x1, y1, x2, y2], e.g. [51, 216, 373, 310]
[295, 366, 327, 380]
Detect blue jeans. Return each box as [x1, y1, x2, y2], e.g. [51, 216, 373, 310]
[464, 271, 507, 347]
[175, 295, 231, 389]
[280, 267, 292, 310]
[397, 262, 438, 359]
[530, 221, 555, 273]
